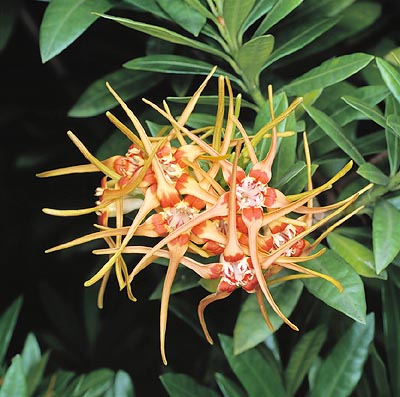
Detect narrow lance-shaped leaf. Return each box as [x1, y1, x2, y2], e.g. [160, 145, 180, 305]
[233, 280, 303, 355]
[0, 295, 23, 364]
[113, 370, 135, 397]
[357, 163, 389, 186]
[303, 104, 365, 166]
[0, 355, 28, 397]
[39, 0, 117, 63]
[237, 35, 275, 86]
[157, 0, 206, 36]
[239, 0, 276, 36]
[264, 16, 340, 68]
[219, 334, 286, 397]
[310, 313, 375, 397]
[382, 277, 400, 397]
[160, 373, 220, 397]
[283, 53, 374, 97]
[327, 232, 384, 278]
[376, 57, 400, 104]
[96, 13, 232, 64]
[369, 344, 391, 397]
[215, 372, 246, 397]
[385, 95, 400, 175]
[302, 245, 367, 324]
[222, 0, 256, 46]
[372, 199, 400, 274]
[285, 325, 328, 396]
[68, 69, 163, 118]
[253, 0, 304, 37]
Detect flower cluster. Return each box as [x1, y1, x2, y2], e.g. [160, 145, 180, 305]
[38, 67, 369, 365]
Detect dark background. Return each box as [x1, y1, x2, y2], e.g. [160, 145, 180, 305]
[1, 1, 400, 396]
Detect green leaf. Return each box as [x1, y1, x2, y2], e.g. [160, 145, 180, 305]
[223, 0, 256, 46]
[302, 246, 366, 324]
[72, 368, 114, 396]
[21, 333, 49, 396]
[157, 0, 206, 36]
[68, 69, 163, 117]
[123, 0, 168, 19]
[385, 95, 400, 175]
[160, 373, 220, 397]
[283, 53, 374, 97]
[0, 295, 23, 364]
[233, 280, 303, 354]
[376, 57, 400, 104]
[327, 232, 384, 279]
[387, 114, 400, 138]
[253, 0, 303, 37]
[113, 370, 135, 397]
[239, 0, 276, 35]
[303, 104, 365, 165]
[97, 13, 231, 62]
[311, 313, 375, 397]
[341, 95, 387, 129]
[266, 16, 339, 68]
[237, 35, 274, 84]
[285, 325, 328, 396]
[39, 0, 117, 63]
[123, 54, 242, 85]
[215, 372, 246, 397]
[370, 344, 391, 397]
[356, 163, 389, 185]
[0, 355, 28, 397]
[373, 199, 400, 273]
[382, 276, 400, 397]
[219, 334, 286, 397]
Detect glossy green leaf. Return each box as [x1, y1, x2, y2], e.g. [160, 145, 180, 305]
[327, 232, 384, 279]
[123, 54, 242, 85]
[72, 368, 114, 396]
[68, 69, 163, 117]
[215, 372, 246, 397]
[311, 313, 375, 397]
[123, 0, 168, 19]
[303, 104, 365, 165]
[265, 17, 339, 68]
[219, 334, 286, 397]
[387, 114, 400, 138]
[237, 35, 274, 84]
[239, 0, 276, 35]
[233, 280, 303, 354]
[223, 0, 256, 45]
[160, 373, 220, 397]
[341, 95, 387, 129]
[97, 13, 230, 62]
[157, 0, 206, 36]
[370, 344, 391, 397]
[302, 246, 366, 324]
[253, 0, 303, 37]
[113, 370, 135, 397]
[357, 163, 389, 185]
[376, 57, 400, 103]
[0, 355, 28, 397]
[283, 53, 374, 97]
[39, 0, 117, 63]
[0, 295, 22, 364]
[373, 199, 400, 274]
[382, 277, 400, 397]
[21, 333, 49, 396]
[285, 325, 328, 396]
[385, 95, 400, 175]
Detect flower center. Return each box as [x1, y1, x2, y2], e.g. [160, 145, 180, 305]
[236, 176, 266, 209]
[221, 256, 254, 287]
[164, 201, 197, 230]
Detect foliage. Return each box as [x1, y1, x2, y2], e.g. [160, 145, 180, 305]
[2, 0, 400, 396]
[0, 296, 135, 397]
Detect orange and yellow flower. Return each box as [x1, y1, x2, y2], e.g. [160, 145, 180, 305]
[37, 66, 371, 365]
